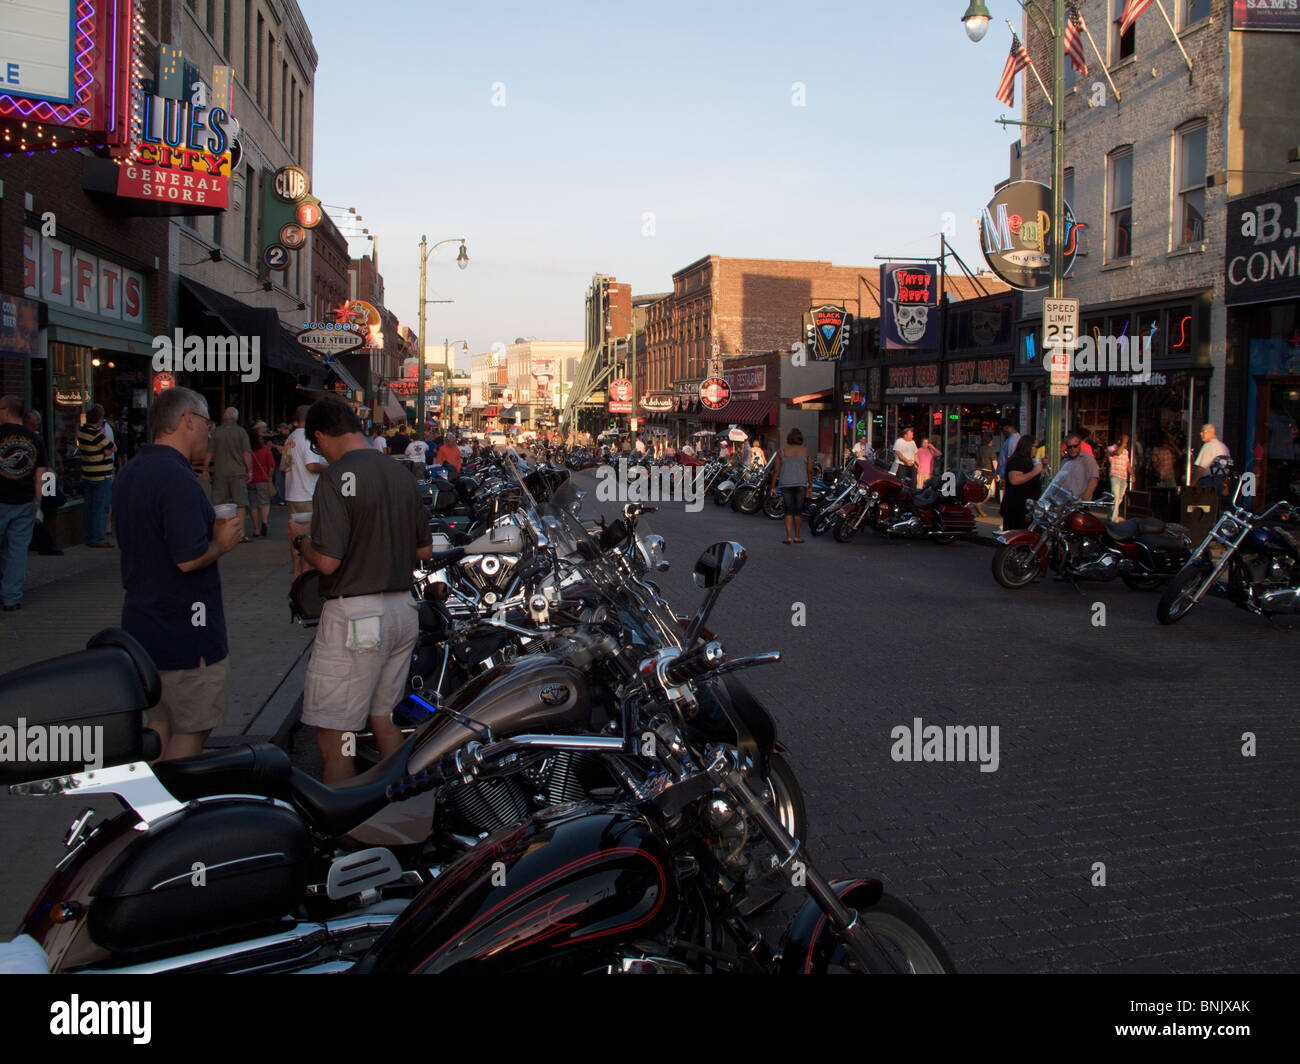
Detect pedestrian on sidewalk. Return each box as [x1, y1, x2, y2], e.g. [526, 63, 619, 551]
[976, 433, 997, 516]
[0, 396, 49, 611]
[23, 410, 63, 555]
[270, 422, 290, 505]
[284, 405, 327, 579]
[248, 422, 274, 537]
[1000, 435, 1045, 531]
[772, 427, 812, 545]
[113, 386, 241, 761]
[291, 397, 433, 783]
[207, 408, 253, 543]
[1107, 434, 1131, 521]
[892, 427, 918, 487]
[915, 435, 940, 490]
[77, 405, 116, 549]
[995, 421, 1021, 504]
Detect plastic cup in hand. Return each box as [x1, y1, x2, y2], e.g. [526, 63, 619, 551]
[289, 510, 311, 529]
[213, 503, 237, 524]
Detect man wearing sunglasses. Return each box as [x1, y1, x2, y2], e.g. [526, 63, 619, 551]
[1058, 433, 1099, 500]
[113, 387, 241, 761]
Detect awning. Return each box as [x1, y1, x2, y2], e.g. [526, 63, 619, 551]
[790, 389, 833, 405]
[699, 400, 776, 426]
[179, 278, 326, 383]
[383, 392, 405, 421]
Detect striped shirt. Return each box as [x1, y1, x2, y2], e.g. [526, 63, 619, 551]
[76, 423, 115, 481]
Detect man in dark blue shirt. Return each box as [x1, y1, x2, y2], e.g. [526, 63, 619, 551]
[113, 387, 240, 760]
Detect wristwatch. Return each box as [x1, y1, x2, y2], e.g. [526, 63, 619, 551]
[293, 533, 308, 552]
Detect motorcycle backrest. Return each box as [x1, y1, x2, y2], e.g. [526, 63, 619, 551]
[0, 628, 162, 785]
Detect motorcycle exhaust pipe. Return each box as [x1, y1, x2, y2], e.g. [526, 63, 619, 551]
[78, 914, 398, 975]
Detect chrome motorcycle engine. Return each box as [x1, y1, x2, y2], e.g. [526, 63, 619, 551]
[445, 751, 604, 834]
[1066, 537, 1118, 580]
[460, 553, 521, 600]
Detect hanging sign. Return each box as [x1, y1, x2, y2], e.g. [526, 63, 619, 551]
[700, 376, 731, 410]
[980, 181, 1083, 291]
[881, 265, 940, 350]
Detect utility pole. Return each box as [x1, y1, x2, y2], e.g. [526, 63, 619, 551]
[630, 323, 638, 438]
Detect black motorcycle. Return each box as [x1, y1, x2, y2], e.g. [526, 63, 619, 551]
[1156, 477, 1299, 624]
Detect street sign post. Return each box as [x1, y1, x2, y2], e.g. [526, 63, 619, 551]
[1043, 297, 1078, 399]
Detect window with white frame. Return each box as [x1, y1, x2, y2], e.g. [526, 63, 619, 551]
[1108, 147, 1133, 260]
[1113, 16, 1136, 62]
[1183, 0, 1210, 29]
[1176, 121, 1207, 246]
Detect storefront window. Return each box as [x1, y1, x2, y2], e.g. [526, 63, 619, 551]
[49, 342, 89, 500]
[1167, 305, 1194, 354]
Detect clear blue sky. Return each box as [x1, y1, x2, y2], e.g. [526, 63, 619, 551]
[307, 0, 1026, 370]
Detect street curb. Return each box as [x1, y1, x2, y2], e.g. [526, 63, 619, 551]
[242, 635, 314, 749]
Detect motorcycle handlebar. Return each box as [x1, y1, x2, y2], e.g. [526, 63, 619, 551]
[663, 640, 725, 685]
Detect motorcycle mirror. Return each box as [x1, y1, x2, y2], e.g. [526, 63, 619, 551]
[693, 541, 746, 590]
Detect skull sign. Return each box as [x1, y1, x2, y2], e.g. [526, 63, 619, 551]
[893, 302, 929, 345]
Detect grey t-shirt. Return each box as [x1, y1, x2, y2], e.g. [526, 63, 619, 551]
[211, 423, 251, 477]
[311, 447, 431, 599]
[1058, 453, 1100, 498]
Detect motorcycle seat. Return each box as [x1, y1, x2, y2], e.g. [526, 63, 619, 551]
[908, 487, 941, 508]
[286, 739, 423, 837]
[153, 742, 293, 802]
[1105, 518, 1167, 541]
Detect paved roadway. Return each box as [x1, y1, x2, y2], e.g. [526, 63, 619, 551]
[565, 469, 1299, 973]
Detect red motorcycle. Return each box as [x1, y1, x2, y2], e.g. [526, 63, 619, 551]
[833, 455, 984, 545]
[992, 474, 1191, 590]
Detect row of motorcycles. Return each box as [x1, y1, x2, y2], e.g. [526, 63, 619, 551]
[1, 459, 955, 975]
[989, 463, 1300, 624]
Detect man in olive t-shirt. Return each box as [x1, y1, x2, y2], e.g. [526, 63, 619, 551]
[206, 407, 253, 540]
[291, 398, 433, 782]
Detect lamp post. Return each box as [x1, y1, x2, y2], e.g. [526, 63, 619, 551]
[417, 236, 468, 439]
[442, 338, 468, 431]
[963, 0, 1067, 473]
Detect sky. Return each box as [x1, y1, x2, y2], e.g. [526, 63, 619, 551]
[307, 0, 1026, 372]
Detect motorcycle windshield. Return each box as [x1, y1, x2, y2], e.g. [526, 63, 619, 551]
[504, 459, 682, 647]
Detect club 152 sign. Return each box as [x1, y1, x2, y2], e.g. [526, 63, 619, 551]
[980, 181, 1083, 292]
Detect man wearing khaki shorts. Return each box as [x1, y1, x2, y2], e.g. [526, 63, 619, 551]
[206, 407, 253, 542]
[292, 398, 432, 782]
[112, 386, 240, 760]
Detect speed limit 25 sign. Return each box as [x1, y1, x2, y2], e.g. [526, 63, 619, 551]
[1043, 298, 1080, 353]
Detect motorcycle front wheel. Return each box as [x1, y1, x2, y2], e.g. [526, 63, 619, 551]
[832, 516, 859, 543]
[763, 491, 785, 519]
[735, 487, 762, 515]
[821, 893, 957, 974]
[992, 542, 1040, 589]
[1156, 565, 1211, 625]
[713, 487, 732, 506]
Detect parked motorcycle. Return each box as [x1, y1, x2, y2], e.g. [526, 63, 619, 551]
[992, 471, 1191, 591]
[833, 456, 983, 544]
[1156, 478, 1299, 624]
[729, 455, 778, 515]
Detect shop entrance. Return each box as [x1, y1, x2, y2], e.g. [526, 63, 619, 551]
[1253, 376, 1300, 507]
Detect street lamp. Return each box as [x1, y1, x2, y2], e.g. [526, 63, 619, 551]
[964, 0, 1067, 474]
[417, 236, 469, 438]
[961, 0, 992, 41]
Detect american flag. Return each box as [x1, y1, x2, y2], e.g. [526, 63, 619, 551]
[1065, 5, 1089, 76]
[995, 34, 1030, 107]
[1119, 0, 1154, 37]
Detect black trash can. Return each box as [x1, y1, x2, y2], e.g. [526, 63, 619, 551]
[1178, 486, 1221, 545]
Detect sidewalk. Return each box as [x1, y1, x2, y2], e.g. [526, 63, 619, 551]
[0, 505, 315, 742]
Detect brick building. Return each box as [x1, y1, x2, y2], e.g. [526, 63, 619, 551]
[1011, 0, 1298, 512]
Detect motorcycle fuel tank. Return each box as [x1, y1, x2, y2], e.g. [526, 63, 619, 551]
[354, 803, 676, 974]
[1066, 510, 1105, 535]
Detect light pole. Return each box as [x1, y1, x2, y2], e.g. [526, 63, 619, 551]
[963, 0, 1066, 473]
[442, 338, 468, 432]
[417, 235, 469, 439]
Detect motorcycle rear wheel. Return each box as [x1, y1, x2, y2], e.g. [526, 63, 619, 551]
[763, 492, 785, 519]
[821, 893, 956, 974]
[1120, 572, 1163, 592]
[992, 542, 1039, 589]
[1156, 565, 1210, 625]
[713, 487, 732, 506]
[832, 516, 859, 543]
